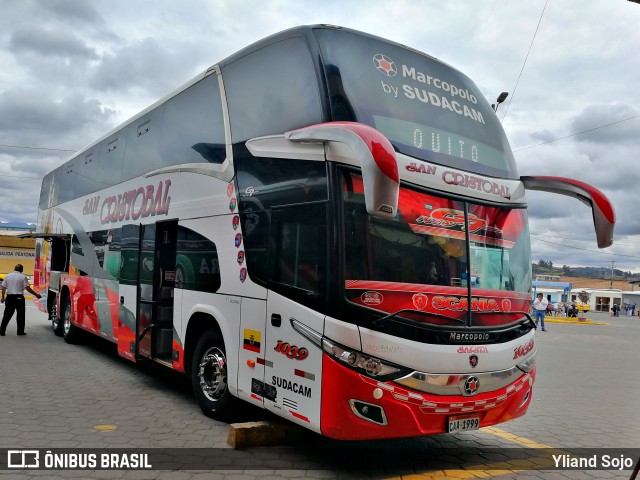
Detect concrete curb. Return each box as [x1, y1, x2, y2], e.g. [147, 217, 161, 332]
[227, 421, 306, 449]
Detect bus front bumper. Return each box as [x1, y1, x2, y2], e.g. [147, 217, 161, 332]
[320, 353, 535, 440]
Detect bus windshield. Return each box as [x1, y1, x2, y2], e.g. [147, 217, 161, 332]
[342, 172, 532, 327]
[315, 27, 518, 179]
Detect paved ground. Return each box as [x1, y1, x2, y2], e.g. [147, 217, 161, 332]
[0, 306, 638, 479]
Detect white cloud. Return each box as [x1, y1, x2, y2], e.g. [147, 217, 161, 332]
[0, 0, 639, 271]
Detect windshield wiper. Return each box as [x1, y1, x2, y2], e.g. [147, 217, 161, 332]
[372, 309, 466, 328]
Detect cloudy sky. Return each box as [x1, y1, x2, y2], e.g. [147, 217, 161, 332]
[1, 0, 639, 272]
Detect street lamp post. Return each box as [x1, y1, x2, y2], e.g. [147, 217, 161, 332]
[492, 92, 509, 112]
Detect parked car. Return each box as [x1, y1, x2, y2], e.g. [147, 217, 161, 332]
[576, 302, 590, 312]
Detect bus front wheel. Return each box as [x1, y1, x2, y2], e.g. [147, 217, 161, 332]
[191, 330, 237, 421]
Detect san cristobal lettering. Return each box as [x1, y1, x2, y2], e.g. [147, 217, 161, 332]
[100, 180, 171, 225]
[442, 171, 510, 199]
[272, 376, 312, 398]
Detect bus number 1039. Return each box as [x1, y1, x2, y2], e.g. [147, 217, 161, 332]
[274, 340, 309, 361]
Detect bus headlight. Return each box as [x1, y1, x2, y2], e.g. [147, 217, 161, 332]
[323, 337, 411, 381]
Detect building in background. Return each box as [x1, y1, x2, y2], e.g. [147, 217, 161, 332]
[532, 280, 573, 304]
[0, 222, 37, 283]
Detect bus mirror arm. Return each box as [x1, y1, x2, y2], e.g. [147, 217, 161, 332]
[520, 175, 615, 248]
[285, 122, 399, 219]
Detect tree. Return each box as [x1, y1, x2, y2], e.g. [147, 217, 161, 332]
[537, 259, 554, 269]
[562, 265, 572, 276]
[577, 290, 591, 318]
[578, 290, 590, 304]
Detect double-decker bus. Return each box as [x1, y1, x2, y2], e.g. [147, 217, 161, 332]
[33, 25, 614, 440]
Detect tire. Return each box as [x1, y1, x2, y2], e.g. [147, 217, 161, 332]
[52, 314, 64, 337]
[191, 329, 237, 421]
[62, 296, 81, 344]
[48, 291, 64, 336]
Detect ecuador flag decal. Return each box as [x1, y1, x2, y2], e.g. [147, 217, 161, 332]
[243, 329, 261, 353]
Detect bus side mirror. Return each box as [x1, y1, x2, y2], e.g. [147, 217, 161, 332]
[286, 122, 399, 219]
[521, 175, 615, 248]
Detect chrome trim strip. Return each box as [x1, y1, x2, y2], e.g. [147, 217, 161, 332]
[290, 318, 323, 348]
[395, 366, 525, 397]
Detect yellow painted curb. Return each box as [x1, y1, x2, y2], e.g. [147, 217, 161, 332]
[543, 317, 608, 326]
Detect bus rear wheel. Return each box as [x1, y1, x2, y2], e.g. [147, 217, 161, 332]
[62, 296, 81, 344]
[191, 330, 237, 421]
[52, 313, 64, 337]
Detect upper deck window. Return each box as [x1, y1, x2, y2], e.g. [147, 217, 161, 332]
[315, 28, 518, 179]
[222, 36, 322, 143]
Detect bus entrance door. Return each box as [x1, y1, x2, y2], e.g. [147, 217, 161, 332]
[137, 221, 178, 363]
[261, 206, 327, 431]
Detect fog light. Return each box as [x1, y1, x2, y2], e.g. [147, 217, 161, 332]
[348, 400, 388, 426]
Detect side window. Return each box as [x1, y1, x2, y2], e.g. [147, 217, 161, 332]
[122, 105, 165, 181]
[236, 156, 328, 286]
[158, 74, 226, 168]
[96, 132, 126, 190]
[91, 229, 121, 279]
[120, 224, 140, 286]
[90, 230, 109, 269]
[39, 172, 55, 209]
[240, 209, 269, 285]
[105, 229, 121, 280]
[70, 235, 88, 276]
[176, 226, 221, 293]
[269, 204, 327, 309]
[223, 36, 322, 142]
[76, 150, 99, 198]
[235, 157, 328, 209]
[55, 159, 77, 204]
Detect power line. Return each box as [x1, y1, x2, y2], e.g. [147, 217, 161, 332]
[500, 0, 548, 122]
[513, 113, 640, 152]
[0, 173, 42, 180]
[0, 143, 76, 153]
[532, 236, 640, 259]
[532, 233, 640, 247]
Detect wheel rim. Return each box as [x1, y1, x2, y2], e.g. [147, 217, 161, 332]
[198, 347, 227, 402]
[63, 303, 71, 335]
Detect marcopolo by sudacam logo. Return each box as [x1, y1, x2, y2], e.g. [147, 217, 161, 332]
[373, 54, 397, 76]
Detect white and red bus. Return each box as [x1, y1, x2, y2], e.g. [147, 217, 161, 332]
[33, 25, 614, 440]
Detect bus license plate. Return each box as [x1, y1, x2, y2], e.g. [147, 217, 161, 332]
[447, 414, 480, 433]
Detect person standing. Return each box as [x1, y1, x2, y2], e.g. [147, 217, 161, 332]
[0, 264, 42, 336]
[532, 293, 548, 332]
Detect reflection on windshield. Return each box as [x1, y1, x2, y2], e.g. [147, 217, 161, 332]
[342, 171, 531, 326]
